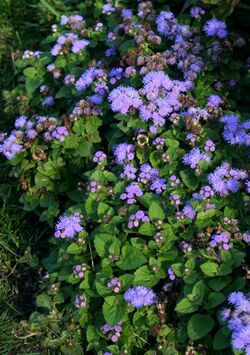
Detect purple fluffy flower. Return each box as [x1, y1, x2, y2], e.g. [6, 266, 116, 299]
[54, 212, 83, 238]
[120, 165, 137, 180]
[74, 295, 86, 308]
[108, 86, 142, 115]
[183, 148, 211, 169]
[156, 11, 178, 37]
[127, 210, 149, 229]
[71, 39, 89, 53]
[93, 151, 107, 163]
[0, 134, 23, 160]
[120, 182, 143, 204]
[150, 177, 167, 194]
[113, 143, 135, 165]
[102, 3, 115, 15]
[204, 139, 216, 152]
[207, 95, 223, 108]
[190, 6, 205, 19]
[124, 286, 158, 308]
[15, 115, 27, 128]
[182, 204, 196, 220]
[203, 19, 227, 39]
[138, 163, 159, 184]
[208, 162, 247, 196]
[51, 126, 69, 142]
[221, 115, 250, 146]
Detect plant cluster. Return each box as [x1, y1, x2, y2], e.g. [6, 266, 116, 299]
[0, 0, 250, 354]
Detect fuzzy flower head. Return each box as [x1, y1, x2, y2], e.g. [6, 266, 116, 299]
[0, 134, 23, 160]
[54, 212, 83, 238]
[124, 286, 158, 308]
[156, 11, 178, 37]
[203, 19, 227, 39]
[108, 86, 142, 115]
[183, 147, 211, 169]
[113, 143, 135, 165]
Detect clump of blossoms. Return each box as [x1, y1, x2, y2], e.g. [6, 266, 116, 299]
[127, 210, 150, 229]
[0, 1, 249, 354]
[54, 212, 83, 238]
[124, 286, 158, 308]
[221, 292, 250, 354]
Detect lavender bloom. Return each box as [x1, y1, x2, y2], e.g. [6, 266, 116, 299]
[26, 129, 38, 140]
[107, 278, 122, 293]
[127, 210, 150, 229]
[113, 143, 135, 165]
[108, 86, 142, 115]
[200, 185, 214, 199]
[101, 321, 123, 343]
[42, 96, 54, 106]
[105, 48, 116, 57]
[75, 67, 96, 92]
[87, 180, 102, 193]
[221, 292, 250, 353]
[190, 6, 205, 19]
[51, 126, 69, 142]
[170, 194, 181, 206]
[121, 9, 132, 19]
[71, 39, 89, 53]
[124, 286, 158, 308]
[152, 137, 165, 150]
[156, 11, 178, 37]
[138, 164, 159, 184]
[0, 134, 23, 160]
[203, 19, 227, 39]
[204, 139, 216, 152]
[246, 181, 250, 194]
[183, 148, 211, 169]
[207, 95, 223, 108]
[168, 267, 176, 281]
[208, 162, 247, 196]
[74, 295, 86, 308]
[120, 182, 143, 204]
[15, 115, 27, 128]
[93, 151, 107, 163]
[182, 204, 196, 220]
[150, 178, 167, 194]
[54, 212, 83, 238]
[73, 263, 87, 279]
[209, 232, 231, 250]
[170, 175, 180, 187]
[221, 115, 250, 146]
[242, 232, 250, 243]
[102, 3, 115, 15]
[120, 165, 137, 180]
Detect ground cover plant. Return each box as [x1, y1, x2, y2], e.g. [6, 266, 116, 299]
[0, 0, 250, 354]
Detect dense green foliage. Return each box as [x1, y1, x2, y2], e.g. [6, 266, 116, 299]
[0, 0, 250, 354]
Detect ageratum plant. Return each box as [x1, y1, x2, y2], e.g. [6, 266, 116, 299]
[1, 1, 250, 354]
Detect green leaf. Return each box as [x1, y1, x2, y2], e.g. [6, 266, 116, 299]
[134, 266, 159, 287]
[94, 234, 119, 257]
[205, 292, 226, 309]
[116, 245, 147, 270]
[196, 209, 216, 221]
[180, 170, 199, 190]
[67, 243, 82, 255]
[36, 293, 52, 310]
[200, 262, 219, 277]
[188, 314, 215, 340]
[119, 40, 136, 55]
[213, 327, 231, 350]
[138, 222, 155, 236]
[192, 280, 206, 301]
[78, 140, 92, 157]
[208, 277, 231, 292]
[23, 67, 37, 78]
[148, 202, 165, 220]
[103, 296, 127, 326]
[175, 297, 200, 314]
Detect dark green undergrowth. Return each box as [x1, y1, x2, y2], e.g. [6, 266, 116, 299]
[0, 0, 249, 354]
